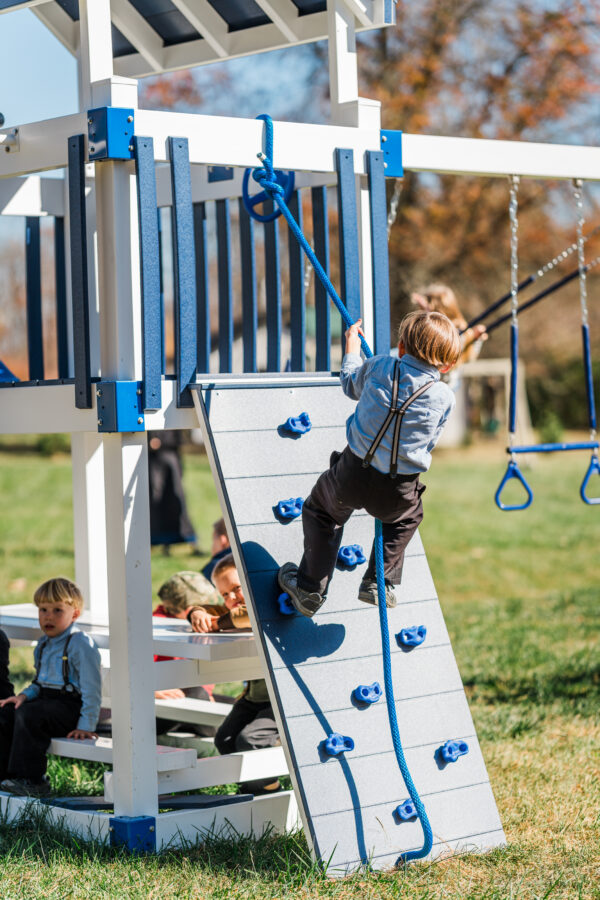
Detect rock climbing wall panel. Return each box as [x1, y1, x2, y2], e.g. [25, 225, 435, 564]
[193, 378, 505, 875]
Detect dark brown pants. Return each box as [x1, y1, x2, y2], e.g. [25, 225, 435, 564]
[298, 446, 425, 595]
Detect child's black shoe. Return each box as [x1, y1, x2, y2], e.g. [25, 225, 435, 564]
[358, 578, 397, 608]
[278, 563, 326, 618]
[0, 776, 51, 796]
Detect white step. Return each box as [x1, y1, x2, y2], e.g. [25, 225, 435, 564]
[49, 736, 197, 772]
[103, 746, 289, 799]
[154, 697, 232, 726]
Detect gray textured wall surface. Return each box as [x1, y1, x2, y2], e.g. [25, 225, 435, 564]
[195, 380, 505, 875]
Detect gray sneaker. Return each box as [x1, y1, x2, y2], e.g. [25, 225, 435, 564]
[278, 563, 326, 618]
[358, 578, 397, 608]
[0, 776, 51, 797]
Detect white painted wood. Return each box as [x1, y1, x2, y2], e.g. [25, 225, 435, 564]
[96, 164, 143, 380]
[111, 746, 290, 796]
[0, 385, 98, 434]
[340, 0, 372, 28]
[0, 114, 87, 178]
[0, 793, 110, 842]
[32, 2, 78, 53]
[71, 433, 109, 620]
[154, 791, 299, 848]
[78, 0, 114, 111]
[0, 0, 51, 13]
[110, 0, 164, 73]
[103, 434, 159, 817]
[169, 0, 229, 58]
[254, 0, 299, 42]
[154, 697, 232, 726]
[50, 736, 197, 771]
[0, 176, 64, 217]
[327, 0, 359, 120]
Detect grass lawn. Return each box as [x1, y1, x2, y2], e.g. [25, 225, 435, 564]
[0, 441, 598, 898]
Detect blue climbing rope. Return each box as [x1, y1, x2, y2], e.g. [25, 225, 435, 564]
[246, 114, 433, 864]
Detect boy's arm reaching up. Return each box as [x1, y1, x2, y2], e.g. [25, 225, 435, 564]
[340, 319, 372, 401]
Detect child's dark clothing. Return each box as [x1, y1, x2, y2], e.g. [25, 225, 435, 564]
[0, 624, 101, 782]
[0, 629, 14, 701]
[297, 352, 454, 596]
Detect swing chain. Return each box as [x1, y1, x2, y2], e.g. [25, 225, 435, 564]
[508, 175, 520, 455]
[573, 179, 589, 328]
[509, 176, 520, 327]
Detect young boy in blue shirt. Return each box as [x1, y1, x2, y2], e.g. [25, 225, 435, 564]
[279, 309, 460, 616]
[0, 577, 102, 796]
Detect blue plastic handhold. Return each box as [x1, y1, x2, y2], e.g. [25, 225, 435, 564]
[396, 625, 427, 648]
[495, 459, 534, 511]
[276, 497, 304, 520]
[352, 682, 382, 705]
[323, 733, 355, 756]
[282, 412, 311, 435]
[337, 544, 367, 568]
[580, 453, 600, 505]
[440, 739, 469, 763]
[277, 593, 295, 615]
[395, 799, 417, 821]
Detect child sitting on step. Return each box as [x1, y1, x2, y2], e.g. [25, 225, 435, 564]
[0, 577, 102, 796]
[188, 555, 281, 796]
[279, 309, 460, 617]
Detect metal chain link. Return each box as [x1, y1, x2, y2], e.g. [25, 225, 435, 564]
[509, 176, 520, 327]
[387, 178, 403, 238]
[573, 178, 589, 327]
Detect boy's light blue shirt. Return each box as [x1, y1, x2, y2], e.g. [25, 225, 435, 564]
[21, 623, 102, 732]
[340, 352, 455, 475]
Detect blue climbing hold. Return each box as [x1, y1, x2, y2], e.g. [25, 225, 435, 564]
[396, 625, 427, 648]
[337, 544, 367, 568]
[282, 412, 311, 435]
[395, 799, 418, 821]
[276, 497, 303, 520]
[323, 733, 354, 756]
[352, 682, 382, 705]
[440, 740, 469, 763]
[277, 593, 295, 615]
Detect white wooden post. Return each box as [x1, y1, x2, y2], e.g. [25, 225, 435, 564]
[326, 1, 382, 346]
[77, 0, 158, 816]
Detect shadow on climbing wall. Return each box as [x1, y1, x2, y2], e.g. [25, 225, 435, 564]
[240, 540, 369, 865]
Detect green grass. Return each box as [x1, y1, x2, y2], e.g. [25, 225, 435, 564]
[0, 442, 599, 898]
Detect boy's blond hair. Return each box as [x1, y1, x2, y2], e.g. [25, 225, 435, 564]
[34, 577, 84, 611]
[398, 310, 460, 368]
[212, 553, 237, 584]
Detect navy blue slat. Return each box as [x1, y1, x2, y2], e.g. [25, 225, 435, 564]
[169, 137, 197, 406]
[264, 200, 281, 372]
[335, 149, 361, 341]
[25, 217, 43, 381]
[216, 199, 233, 373]
[311, 186, 330, 371]
[157, 209, 166, 374]
[193, 202, 210, 374]
[53, 216, 69, 379]
[288, 189, 305, 372]
[238, 198, 257, 373]
[67, 134, 92, 409]
[367, 151, 391, 355]
[134, 136, 162, 410]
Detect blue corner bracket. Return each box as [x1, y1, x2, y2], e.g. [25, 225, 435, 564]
[380, 130, 403, 177]
[109, 815, 156, 853]
[97, 381, 145, 433]
[88, 108, 135, 161]
[323, 733, 355, 756]
[0, 359, 18, 383]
